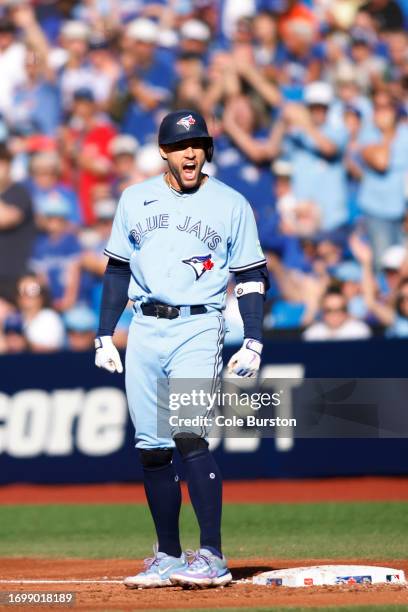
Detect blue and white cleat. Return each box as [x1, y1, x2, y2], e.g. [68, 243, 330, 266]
[169, 548, 232, 588]
[124, 546, 186, 589]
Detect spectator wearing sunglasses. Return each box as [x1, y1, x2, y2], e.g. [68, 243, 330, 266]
[302, 287, 372, 340]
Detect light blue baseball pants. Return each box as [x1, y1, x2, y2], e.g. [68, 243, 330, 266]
[125, 307, 225, 449]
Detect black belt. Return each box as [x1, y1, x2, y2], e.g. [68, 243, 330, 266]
[140, 302, 207, 319]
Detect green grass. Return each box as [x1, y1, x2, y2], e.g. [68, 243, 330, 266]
[0, 501, 407, 559]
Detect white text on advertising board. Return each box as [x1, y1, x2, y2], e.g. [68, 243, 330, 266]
[0, 388, 127, 457]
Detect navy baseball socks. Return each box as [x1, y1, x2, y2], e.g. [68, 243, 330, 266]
[142, 449, 223, 558]
[142, 461, 182, 558]
[137, 447, 232, 588]
[182, 448, 223, 557]
[169, 449, 232, 587]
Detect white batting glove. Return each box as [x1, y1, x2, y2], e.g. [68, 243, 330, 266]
[95, 336, 123, 374]
[227, 338, 262, 378]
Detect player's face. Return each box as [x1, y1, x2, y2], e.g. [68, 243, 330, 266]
[160, 138, 207, 190]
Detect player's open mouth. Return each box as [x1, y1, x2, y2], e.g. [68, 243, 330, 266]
[182, 162, 197, 181]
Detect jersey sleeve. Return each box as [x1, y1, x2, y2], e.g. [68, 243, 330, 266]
[104, 190, 133, 263]
[229, 197, 266, 273]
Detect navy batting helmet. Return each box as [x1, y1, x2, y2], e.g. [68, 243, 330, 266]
[158, 109, 213, 162]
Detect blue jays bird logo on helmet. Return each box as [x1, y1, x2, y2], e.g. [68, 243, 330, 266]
[182, 254, 214, 280]
[176, 114, 196, 131]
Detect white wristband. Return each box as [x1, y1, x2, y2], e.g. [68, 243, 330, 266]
[235, 281, 265, 298]
[244, 338, 263, 355]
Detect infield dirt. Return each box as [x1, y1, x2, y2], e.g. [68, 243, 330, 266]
[1, 557, 408, 609]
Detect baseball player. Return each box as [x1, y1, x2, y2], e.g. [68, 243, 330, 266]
[95, 109, 268, 588]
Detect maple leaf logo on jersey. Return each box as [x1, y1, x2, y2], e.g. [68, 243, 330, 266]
[182, 254, 214, 280]
[176, 114, 196, 131]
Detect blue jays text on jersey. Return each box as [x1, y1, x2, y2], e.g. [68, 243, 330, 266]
[129, 214, 222, 250]
[104, 174, 265, 310]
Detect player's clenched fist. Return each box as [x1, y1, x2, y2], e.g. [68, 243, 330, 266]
[227, 338, 262, 378]
[95, 336, 123, 373]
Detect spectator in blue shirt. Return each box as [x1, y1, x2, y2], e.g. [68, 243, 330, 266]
[179, 19, 212, 65]
[11, 50, 61, 136]
[27, 151, 81, 226]
[358, 89, 408, 266]
[281, 82, 349, 232]
[30, 196, 81, 312]
[275, 18, 323, 99]
[55, 20, 93, 112]
[123, 18, 176, 101]
[117, 18, 176, 143]
[219, 94, 274, 218]
[329, 63, 373, 131]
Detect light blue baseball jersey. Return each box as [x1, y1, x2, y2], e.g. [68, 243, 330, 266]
[105, 174, 265, 309]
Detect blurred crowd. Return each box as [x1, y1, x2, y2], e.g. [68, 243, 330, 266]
[0, 0, 408, 353]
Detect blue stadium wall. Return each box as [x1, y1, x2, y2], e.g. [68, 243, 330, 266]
[0, 339, 407, 484]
